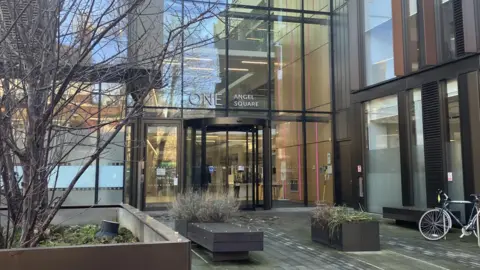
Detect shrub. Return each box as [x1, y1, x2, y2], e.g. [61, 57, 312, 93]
[170, 189, 239, 223]
[312, 205, 374, 239]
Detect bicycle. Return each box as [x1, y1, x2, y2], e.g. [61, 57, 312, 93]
[418, 189, 480, 241]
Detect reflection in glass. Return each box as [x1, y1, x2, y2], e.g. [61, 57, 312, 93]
[271, 0, 302, 9]
[98, 83, 126, 205]
[183, 3, 227, 110]
[306, 120, 332, 204]
[205, 131, 228, 195]
[407, 0, 420, 72]
[410, 89, 426, 208]
[271, 16, 302, 112]
[228, 16, 269, 110]
[445, 79, 465, 220]
[145, 125, 178, 207]
[364, 95, 401, 213]
[272, 121, 304, 206]
[440, 0, 456, 61]
[363, 0, 394, 85]
[304, 0, 330, 12]
[305, 16, 330, 112]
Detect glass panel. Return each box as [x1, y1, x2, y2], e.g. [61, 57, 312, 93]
[228, 16, 269, 110]
[185, 127, 193, 190]
[363, 0, 394, 85]
[145, 125, 178, 207]
[205, 131, 228, 194]
[306, 121, 333, 204]
[124, 125, 133, 205]
[445, 79, 465, 220]
[272, 121, 304, 206]
[98, 83, 126, 205]
[183, 3, 227, 109]
[440, 0, 456, 61]
[305, 15, 330, 112]
[231, 0, 267, 7]
[271, 0, 302, 10]
[271, 17, 302, 111]
[255, 129, 264, 205]
[304, 0, 330, 12]
[407, 0, 420, 72]
[46, 82, 99, 205]
[182, 109, 226, 118]
[229, 131, 251, 206]
[364, 95, 401, 214]
[410, 89, 426, 208]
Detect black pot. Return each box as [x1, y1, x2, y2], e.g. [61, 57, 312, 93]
[311, 220, 380, 252]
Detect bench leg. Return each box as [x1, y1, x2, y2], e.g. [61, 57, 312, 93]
[209, 252, 250, 262]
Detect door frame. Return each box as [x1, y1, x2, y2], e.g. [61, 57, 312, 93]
[140, 119, 183, 211]
[183, 117, 271, 210]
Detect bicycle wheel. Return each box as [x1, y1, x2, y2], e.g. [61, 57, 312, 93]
[418, 209, 452, 241]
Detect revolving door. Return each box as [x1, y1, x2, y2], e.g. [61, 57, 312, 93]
[184, 117, 271, 210]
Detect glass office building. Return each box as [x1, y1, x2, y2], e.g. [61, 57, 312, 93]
[49, 0, 333, 210]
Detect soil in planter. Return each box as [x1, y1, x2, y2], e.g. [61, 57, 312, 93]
[39, 225, 138, 247]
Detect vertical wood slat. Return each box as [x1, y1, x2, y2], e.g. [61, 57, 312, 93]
[422, 0, 438, 65]
[421, 82, 446, 207]
[392, 0, 406, 76]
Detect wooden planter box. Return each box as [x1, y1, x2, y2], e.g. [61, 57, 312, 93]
[187, 222, 263, 261]
[0, 205, 191, 270]
[311, 220, 380, 252]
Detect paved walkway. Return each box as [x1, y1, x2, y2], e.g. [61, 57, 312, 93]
[150, 208, 480, 270]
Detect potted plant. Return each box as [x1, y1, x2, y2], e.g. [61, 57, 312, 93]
[311, 205, 380, 251]
[170, 190, 239, 237]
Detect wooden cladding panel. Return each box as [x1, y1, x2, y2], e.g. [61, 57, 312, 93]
[392, 0, 405, 76]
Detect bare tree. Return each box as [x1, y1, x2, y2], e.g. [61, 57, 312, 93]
[0, 0, 225, 248]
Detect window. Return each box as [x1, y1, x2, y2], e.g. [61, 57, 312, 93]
[409, 89, 426, 208]
[364, 95, 401, 213]
[439, 0, 456, 61]
[271, 11, 303, 112]
[406, 0, 420, 72]
[363, 0, 395, 85]
[445, 79, 465, 218]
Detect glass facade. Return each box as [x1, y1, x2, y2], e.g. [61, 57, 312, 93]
[363, 0, 394, 85]
[45, 0, 332, 209]
[364, 95, 402, 214]
[409, 89, 426, 208]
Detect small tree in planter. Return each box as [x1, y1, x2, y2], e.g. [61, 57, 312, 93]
[311, 206, 380, 251]
[170, 190, 239, 237]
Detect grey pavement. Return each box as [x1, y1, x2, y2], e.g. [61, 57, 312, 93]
[149, 208, 480, 270]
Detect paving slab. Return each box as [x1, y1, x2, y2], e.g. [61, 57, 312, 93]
[150, 209, 480, 270]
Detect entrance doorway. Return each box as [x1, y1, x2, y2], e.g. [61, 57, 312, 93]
[184, 117, 271, 210]
[143, 122, 181, 210]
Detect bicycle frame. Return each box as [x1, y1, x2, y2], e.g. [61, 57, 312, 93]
[441, 200, 479, 230]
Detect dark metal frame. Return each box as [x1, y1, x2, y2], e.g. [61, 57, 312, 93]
[183, 117, 269, 210]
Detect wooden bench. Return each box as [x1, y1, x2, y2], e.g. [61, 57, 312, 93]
[187, 223, 263, 261]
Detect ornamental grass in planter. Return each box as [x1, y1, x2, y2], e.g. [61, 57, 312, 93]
[311, 205, 380, 252]
[170, 190, 239, 237]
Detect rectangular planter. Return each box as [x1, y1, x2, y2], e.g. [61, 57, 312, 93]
[187, 222, 263, 261]
[311, 220, 380, 252]
[0, 205, 191, 270]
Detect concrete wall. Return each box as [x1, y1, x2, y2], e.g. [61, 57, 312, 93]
[0, 205, 191, 270]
